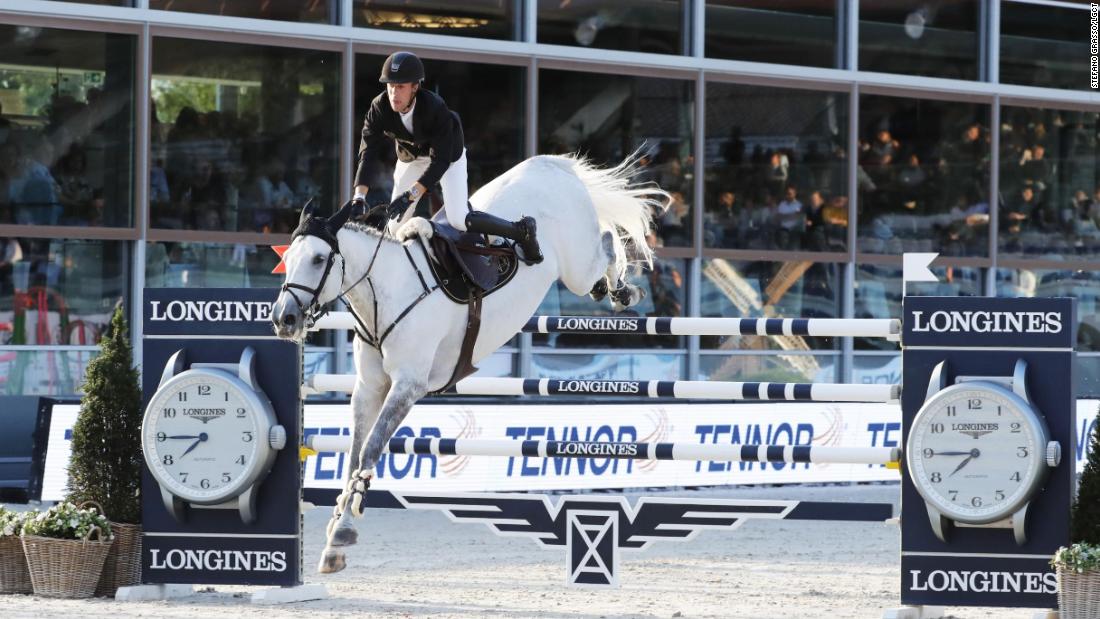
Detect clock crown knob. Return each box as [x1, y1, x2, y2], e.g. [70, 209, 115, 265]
[269, 425, 287, 450]
[1046, 441, 1061, 468]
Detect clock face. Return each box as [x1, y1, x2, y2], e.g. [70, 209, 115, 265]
[142, 370, 265, 504]
[907, 381, 1048, 524]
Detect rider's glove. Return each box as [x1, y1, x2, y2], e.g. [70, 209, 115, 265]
[387, 191, 414, 220]
[351, 193, 367, 218]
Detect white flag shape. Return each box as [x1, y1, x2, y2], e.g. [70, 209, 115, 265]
[902, 252, 939, 283]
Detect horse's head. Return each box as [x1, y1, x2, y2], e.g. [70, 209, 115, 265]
[271, 199, 355, 340]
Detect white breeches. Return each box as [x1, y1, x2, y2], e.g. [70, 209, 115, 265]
[391, 148, 469, 231]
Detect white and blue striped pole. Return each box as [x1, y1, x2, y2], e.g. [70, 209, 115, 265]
[305, 435, 900, 466]
[303, 375, 899, 402]
[311, 313, 900, 340]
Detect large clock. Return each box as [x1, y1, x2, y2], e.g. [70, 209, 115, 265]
[906, 359, 1060, 545]
[141, 347, 286, 524]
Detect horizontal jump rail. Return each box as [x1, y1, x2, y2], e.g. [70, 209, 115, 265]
[302, 375, 900, 402]
[304, 435, 901, 465]
[311, 312, 901, 340]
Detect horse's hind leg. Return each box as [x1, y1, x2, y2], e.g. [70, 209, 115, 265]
[588, 232, 615, 302]
[610, 279, 646, 311]
[588, 230, 646, 311]
[319, 345, 387, 574]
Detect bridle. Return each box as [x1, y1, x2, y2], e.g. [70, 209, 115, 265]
[280, 200, 438, 354]
[278, 201, 361, 329]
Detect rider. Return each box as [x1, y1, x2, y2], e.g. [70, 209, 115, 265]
[353, 51, 543, 264]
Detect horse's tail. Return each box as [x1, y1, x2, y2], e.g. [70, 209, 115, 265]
[560, 152, 669, 281]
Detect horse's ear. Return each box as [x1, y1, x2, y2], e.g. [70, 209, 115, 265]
[327, 199, 354, 232]
[299, 198, 317, 224]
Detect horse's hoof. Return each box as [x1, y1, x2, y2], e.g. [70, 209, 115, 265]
[330, 524, 359, 547]
[317, 548, 347, 574]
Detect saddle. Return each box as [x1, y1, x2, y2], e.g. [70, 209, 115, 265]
[409, 205, 521, 393]
[423, 207, 519, 304]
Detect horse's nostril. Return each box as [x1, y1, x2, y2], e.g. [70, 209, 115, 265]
[282, 314, 297, 327]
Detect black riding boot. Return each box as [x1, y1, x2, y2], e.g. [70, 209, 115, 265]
[465, 211, 544, 265]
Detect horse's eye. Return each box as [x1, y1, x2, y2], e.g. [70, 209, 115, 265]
[312, 254, 326, 265]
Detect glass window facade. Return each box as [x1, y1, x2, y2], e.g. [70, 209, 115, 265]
[0, 238, 128, 395]
[699, 259, 842, 351]
[150, 0, 333, 24]
[999, 106, 1100, 260]
[5, 2, 1100, 397]
[539, 69, 694, 248]
[1000, 1, 1094, 91]
[355, 1, 520, 40]
[859, 0, 979, 80]
[704, 83, 848, 252]
[0, 25, 135, 227]
[538, 0, 686, 54]
[857, 95, 990, 257]
[151, 38, 339, 233]
[705, 1, 838, 68]
[698, 352, 839, 384]
[145, 241, 282, 289]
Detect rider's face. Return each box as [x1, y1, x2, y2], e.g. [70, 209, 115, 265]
[387, 82, 418, 114]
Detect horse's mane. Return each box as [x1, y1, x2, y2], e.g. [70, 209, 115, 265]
[339, 220, 392, 241]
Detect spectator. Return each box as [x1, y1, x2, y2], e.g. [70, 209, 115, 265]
[804, 190, 828, 250]
[179, 157, 227, 230]
[0, 101, 11, 144]
[869, 127, 900, 166]
[55, 146, 93, 223]
[764, 151, 789, 199]
[1020, 144, 1053, 194]
[705, 190, 740, 247]
[1089, 186, 1100, 226]
[1003, 185, 1040, 236]
[658, 191, 690, 246]
[775, 185, 804, 248]
[251, 155, 294, 231]
[897, 154, 927, 206]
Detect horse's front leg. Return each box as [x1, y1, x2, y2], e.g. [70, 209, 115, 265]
[318, 347, 388, 574]
[350, 370, 429, 511]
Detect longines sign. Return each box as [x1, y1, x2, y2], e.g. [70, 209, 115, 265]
[144, 289, 279, 337]
[903, 297, 1075, 349]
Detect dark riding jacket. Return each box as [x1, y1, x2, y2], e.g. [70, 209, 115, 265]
[354, 88, 465, 191]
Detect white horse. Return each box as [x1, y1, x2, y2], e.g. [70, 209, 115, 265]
[271, 154, 666, 573]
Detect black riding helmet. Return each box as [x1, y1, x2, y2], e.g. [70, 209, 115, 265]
[379, 51, 424, 84]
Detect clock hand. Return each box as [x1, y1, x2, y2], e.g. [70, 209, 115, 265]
[180, 439, 202, 458]
[948, 448, 981, 477]
[930, 450, 971, 456]
[179, 432, 209, 458]
[167, 435, 201, 440]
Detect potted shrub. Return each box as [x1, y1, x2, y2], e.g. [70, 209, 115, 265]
[66, 305, 144, 597]
[0, 507, 33, 594]
[1052, 407, 1100, 618]
[20, 502, 112, 598]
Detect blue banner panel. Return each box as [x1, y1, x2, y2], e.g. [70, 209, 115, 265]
[143, 288, 280, 337]
[902, 555, 1056, 608]
[141, 288, 303, 587]
[902, 296, 1075, 349]
[142, 534, 299, 587]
